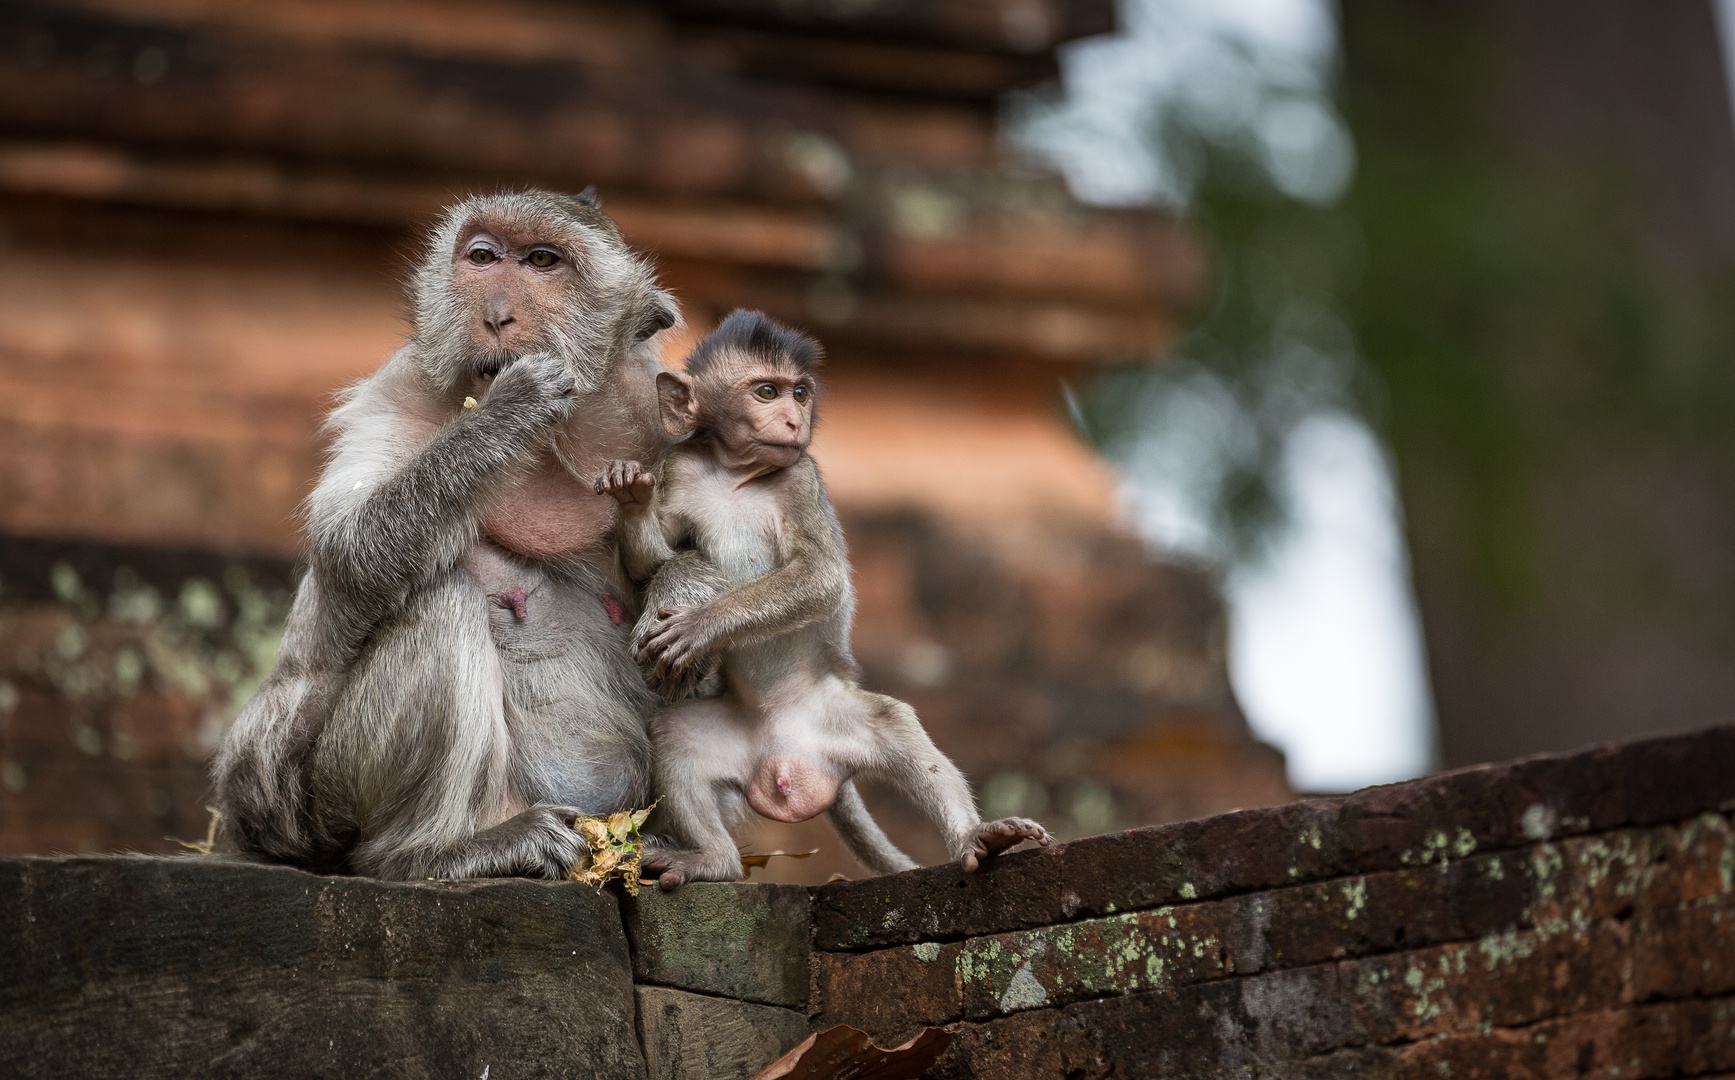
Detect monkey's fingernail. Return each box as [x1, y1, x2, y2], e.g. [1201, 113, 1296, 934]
[463, 396, 478, 409]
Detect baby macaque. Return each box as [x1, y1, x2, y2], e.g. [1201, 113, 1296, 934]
[596, 309, 1050, 887]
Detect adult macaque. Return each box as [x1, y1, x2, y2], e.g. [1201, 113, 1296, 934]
[213, 189, 683, 880]
[595, 309, 1051, 888]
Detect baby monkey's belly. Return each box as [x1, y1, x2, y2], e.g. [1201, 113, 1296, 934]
[746, 755, 841, 823]
[736, 670, 861, 824]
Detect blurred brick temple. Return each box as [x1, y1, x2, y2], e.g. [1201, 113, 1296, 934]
[0, 0, 1290, 878]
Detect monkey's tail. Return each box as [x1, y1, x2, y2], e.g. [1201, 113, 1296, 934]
[825, 781, 919, 876]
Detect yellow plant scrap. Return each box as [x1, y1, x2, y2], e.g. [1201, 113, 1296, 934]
[568, 801, 657, 895]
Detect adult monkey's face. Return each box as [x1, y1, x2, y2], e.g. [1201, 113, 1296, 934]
[411, 190, 678, 399]
[449, 219, 579, 380]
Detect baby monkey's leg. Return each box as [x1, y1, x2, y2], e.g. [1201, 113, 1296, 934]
[851, 690, 1052, 872]
[643, 699, 754, 890]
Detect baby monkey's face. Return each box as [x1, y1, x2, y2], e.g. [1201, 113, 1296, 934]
[705, 352, 815, 470]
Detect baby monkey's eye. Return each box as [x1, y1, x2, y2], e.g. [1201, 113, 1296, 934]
[526, 249, 560, 269]
[792, 386, 810, 405]
[468, 247, 498, 265]
[752, 383, 778, 402]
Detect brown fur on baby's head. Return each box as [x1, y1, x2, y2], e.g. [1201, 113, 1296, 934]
[683, 309, 822, 380]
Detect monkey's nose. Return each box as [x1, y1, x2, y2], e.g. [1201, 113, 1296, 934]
[484, 313, 516, 334]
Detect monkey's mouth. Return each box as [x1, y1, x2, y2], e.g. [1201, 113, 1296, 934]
[473, 351, 521, 381]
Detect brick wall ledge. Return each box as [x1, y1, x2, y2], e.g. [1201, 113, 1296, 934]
[4, 724, 1734, 1079]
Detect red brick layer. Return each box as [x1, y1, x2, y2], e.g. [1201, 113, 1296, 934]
[810, 726, 1735, 1078]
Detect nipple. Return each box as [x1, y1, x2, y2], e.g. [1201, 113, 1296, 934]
[490, 588, 529, 620]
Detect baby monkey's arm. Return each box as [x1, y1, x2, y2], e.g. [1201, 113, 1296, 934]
[638, 463, 847, 685]
[594, 459, 675, 583]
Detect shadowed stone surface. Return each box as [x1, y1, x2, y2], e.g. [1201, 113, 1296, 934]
[8, 727, 1735, 1079]
[0, 856, 644, 1080]
[809, 726, 1735, 1077]
[812, 724, 1735, 951]
[622, 882, 810, 1008]
[634, 986, 810, 1080]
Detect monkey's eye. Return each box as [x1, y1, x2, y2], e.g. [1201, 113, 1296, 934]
[792, 386, 810, 405]
[468, 247, 498, 265]
[752, 383, 778, 402]
[526, 248, 560, 269]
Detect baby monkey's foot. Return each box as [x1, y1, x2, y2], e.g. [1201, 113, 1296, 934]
[594, 459, 655, 510]
[958, 817, 1052, 873]
[640, 845, 743, 891]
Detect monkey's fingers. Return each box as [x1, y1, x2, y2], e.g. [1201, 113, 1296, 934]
[653, 634, 710, 686]
[636, 614, 689, 662]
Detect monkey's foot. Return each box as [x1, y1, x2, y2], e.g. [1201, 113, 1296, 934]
[957, 817, 1052, 873]
[641, 846, 744, 891]
[439, 804, 590, 880]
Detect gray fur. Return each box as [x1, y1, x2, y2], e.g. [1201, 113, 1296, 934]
[213, 191, 677, 880]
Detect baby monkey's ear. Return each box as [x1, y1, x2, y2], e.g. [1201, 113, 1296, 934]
[656, 370, 698, 438]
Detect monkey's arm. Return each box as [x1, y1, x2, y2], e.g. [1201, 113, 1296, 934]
[310, 354, 575, 641]
[594, 458, 684, 583]
[638, 461, 846, 678]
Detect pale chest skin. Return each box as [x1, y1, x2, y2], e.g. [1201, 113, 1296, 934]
[658, 450, 789, 584]
[481, 345, 666, 560]
[652, 448, 861, 822]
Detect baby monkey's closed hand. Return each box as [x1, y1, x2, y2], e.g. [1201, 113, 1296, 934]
[637, 606, 718, 693]
[594, 459, 655, 510]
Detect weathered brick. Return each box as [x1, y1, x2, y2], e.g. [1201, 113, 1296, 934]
[816, 843, 1538, 1034]
[1637, 812, 1735, 910]
[814, 726, 1735, 950]
[1631, 892, 1735, 1001]
[1386, 996, 1735, 1080]
[810, 841, 1066, 951]
[621, 882, 809, 1008]
[0, 855, 643, 1080]
[923, 920, 1640, 1077]
[634, 986, 810, 1080]
[1348, 920, 1630, 1044]
[811, 939, 963, 1042]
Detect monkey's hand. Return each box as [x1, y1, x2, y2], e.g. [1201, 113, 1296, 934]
[594, 459, 655, 510]
[477, 352, 577, 436]
[636, 605, 720, 692]
[957, 817, 1052, 873]
[645, 652, 722, 705]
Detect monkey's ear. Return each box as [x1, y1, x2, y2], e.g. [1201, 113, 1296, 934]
[574, 186, 601, 208]
[656, 370, 698, 438]
[636, 291, 680, 342]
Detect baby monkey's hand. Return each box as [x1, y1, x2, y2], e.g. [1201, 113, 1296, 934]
[594, 459, 655, 510]
[638, 606, 719, 691]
